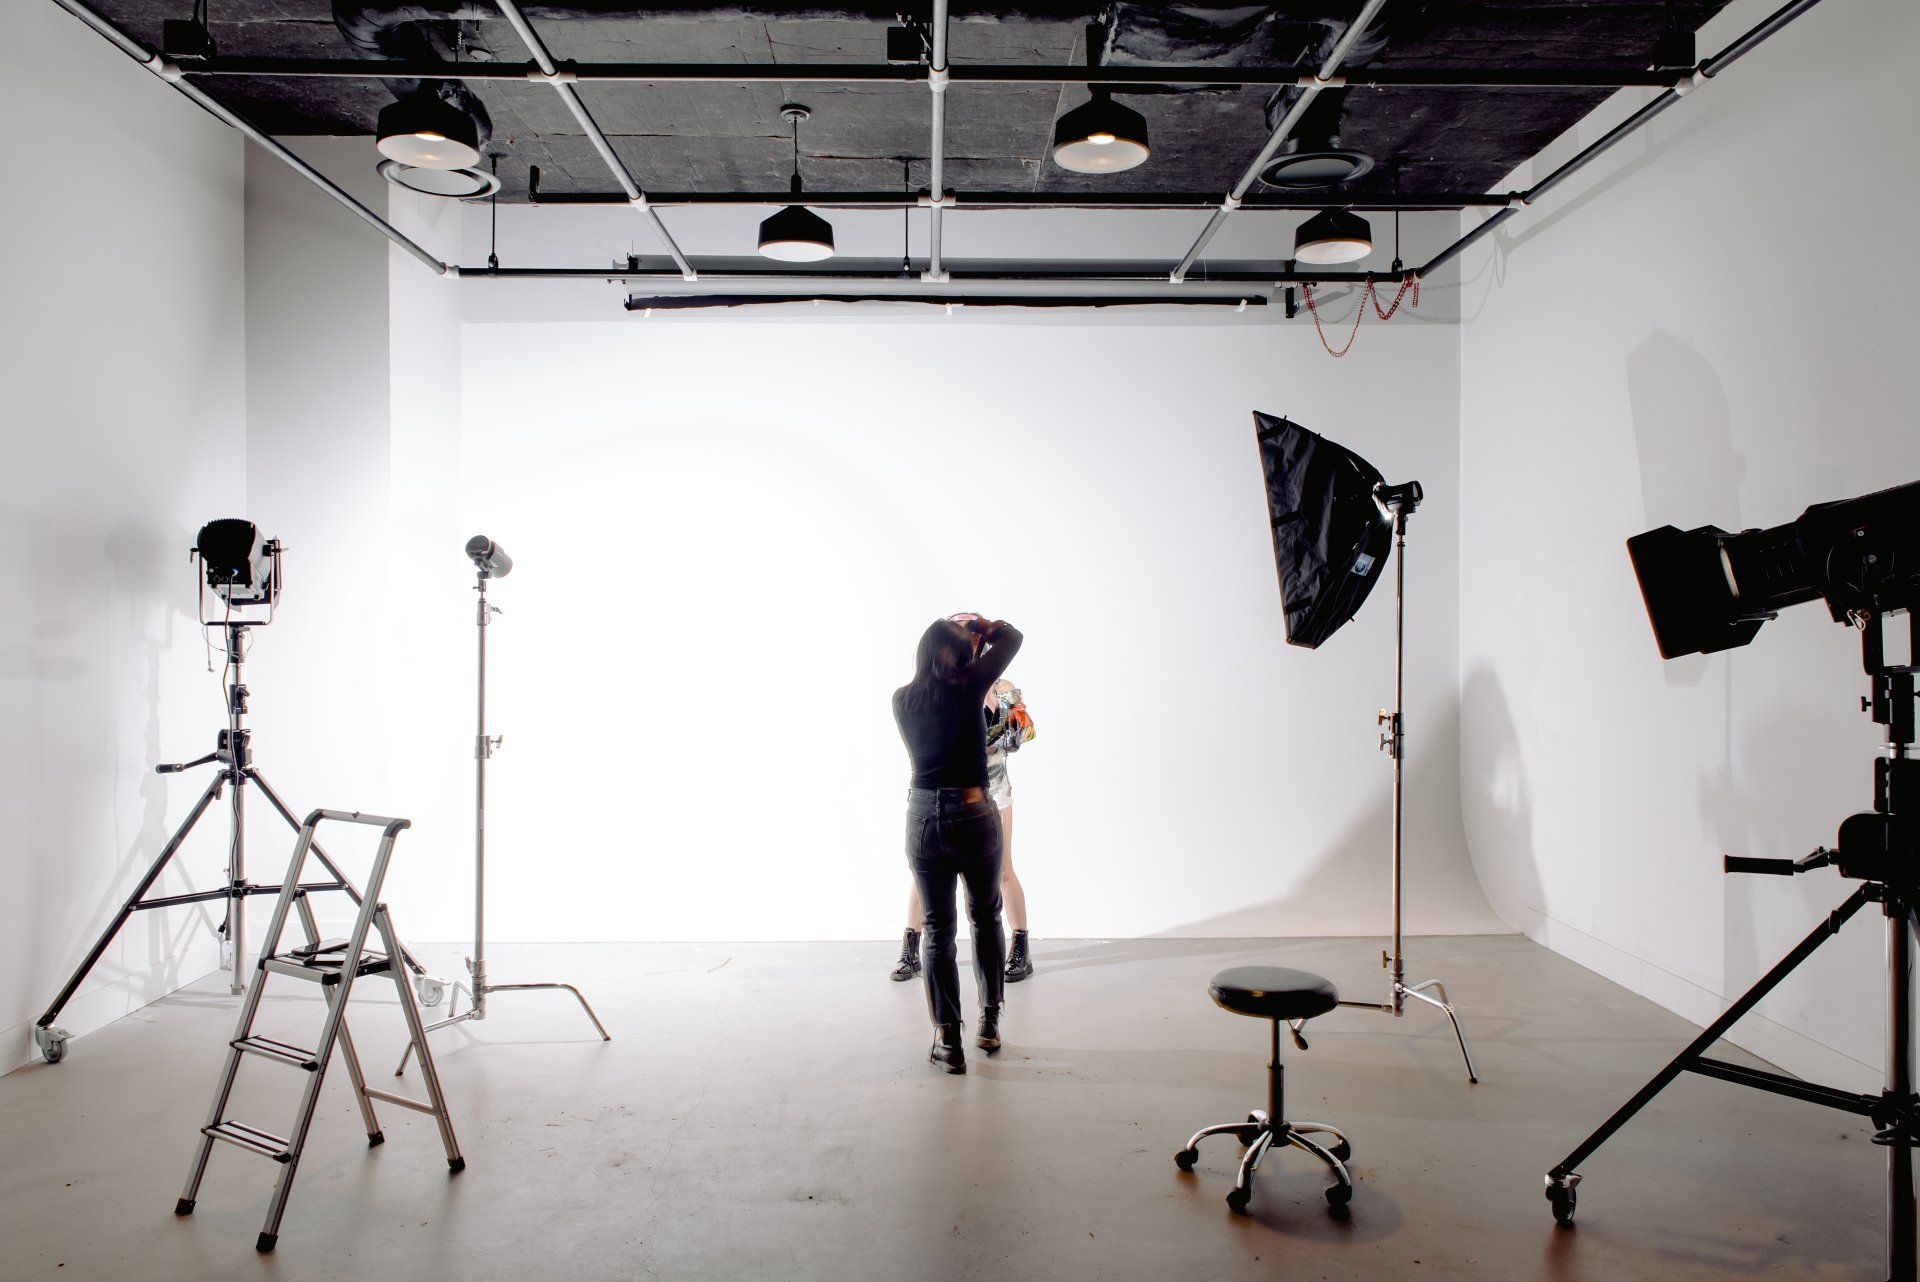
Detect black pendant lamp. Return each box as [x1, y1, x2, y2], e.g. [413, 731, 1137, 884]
[1050, 25, 1149, 175]
[1051, 89, 1151, 173]
[759, 105, 835, 263]
[376, 92, 482, 170]
[1294, 208, 1374, 264]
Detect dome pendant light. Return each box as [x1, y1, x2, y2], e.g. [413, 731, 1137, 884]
[376, 93, 482, 170]
[1051, 87, 1150, 174]
[1294, 208, 1374, 265]
[758, 105, 836, 263]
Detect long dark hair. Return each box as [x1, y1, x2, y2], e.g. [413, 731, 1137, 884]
[900, 617, 975, 711]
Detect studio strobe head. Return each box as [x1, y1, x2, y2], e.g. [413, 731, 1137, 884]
[465, 535, 512, 579]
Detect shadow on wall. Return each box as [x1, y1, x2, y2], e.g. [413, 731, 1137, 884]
[29, 520, 214, 1027]
[1145, 702, 1489, 940]
[1457, 664, 1543, 937]
[1626, 328, 1739, 692]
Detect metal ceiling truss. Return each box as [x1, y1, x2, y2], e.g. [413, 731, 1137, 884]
[50, 0, 1830, 308]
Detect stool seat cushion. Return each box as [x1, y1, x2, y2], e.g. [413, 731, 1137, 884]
[1208, 966, 1340, 1021]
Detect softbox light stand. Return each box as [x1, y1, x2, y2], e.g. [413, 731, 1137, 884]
[397, 546, 609, 1075]
[1255, 413, 1477, 1083]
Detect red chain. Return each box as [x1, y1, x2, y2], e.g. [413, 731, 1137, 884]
[1301, 273, 1420, 358]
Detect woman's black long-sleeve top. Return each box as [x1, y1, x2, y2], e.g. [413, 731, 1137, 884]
[892, 626, 1024, 790]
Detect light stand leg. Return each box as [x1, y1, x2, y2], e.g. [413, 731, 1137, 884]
[1889, 896, 1916, 1282]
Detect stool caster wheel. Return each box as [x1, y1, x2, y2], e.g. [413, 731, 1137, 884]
[1226, 1187, 1251, 1215]
[1547, 1183, 1577, 1227]
[1326, 1182, 1353, 1211]
[1174, 1148, 1197, 1172]
[414, 974, 447, 1009]
[1329, 1139, 1352, 1162]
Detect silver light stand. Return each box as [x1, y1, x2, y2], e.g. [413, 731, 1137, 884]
[399, 537, 609, 1074]
[1296, 484, 1478, 1082]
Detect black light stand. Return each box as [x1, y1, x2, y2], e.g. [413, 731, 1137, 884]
[396, 538, 609, 1075]
[1298, 482, 1478, 1081]
[1545, 608, 1920, 1282]
[32, 618, 432, 1064]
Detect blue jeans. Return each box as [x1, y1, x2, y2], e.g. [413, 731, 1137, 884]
[905, 788, 1006, 1027]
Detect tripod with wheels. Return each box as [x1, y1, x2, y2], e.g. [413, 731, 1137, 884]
[1545, 609, 1920, 1282]
[1294, 483, 1478, 1082]
[33, 621, 436, 1065]
[396, 551, 608, 1075]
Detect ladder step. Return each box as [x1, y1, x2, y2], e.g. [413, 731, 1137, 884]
[362, 1086, 438, 1115]
[261, 938, 392, 985]
[232, 1035, 321, 1071]
[205, 1121, 293, 1162]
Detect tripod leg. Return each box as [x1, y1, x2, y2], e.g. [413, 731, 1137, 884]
[1547, 885, 1873, 1188]
[37, 773, 226, 1036]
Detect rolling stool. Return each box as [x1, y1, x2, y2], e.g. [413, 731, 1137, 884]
[1175, 965, 1354, 1215]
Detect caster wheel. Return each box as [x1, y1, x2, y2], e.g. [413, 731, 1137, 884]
[34, 1026, 71, 1065]
[1174, 1149, 1197, 1172]
[1327, 1182, 1353, 1210]
[1329, 1139, 1352, 1163]
[1547, 1185, 1576, 1227]
[1226, 1187, 1251, 1215]
[414, 975, 447, 1009]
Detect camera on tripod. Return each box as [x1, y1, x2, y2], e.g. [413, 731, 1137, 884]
[193, 519, 282, 619]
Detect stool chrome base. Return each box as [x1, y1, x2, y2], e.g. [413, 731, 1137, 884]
[1176, 1110, 1354, 1215]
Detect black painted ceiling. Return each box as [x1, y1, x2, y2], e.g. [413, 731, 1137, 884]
[85, 1, 1726, 202]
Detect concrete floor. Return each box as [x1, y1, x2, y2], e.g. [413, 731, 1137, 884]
[0, 935, 1891, 1281]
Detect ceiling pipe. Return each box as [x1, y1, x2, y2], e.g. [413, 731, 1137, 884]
[172, 56, 1687, 90]
[490, 0, 697, 280]
[1169, 0, 1390, 284]
[46, 0, 449, 276]
[458, 265, 1396, 290]
[1418, 0, 1830, 279]
[923, 0, 950, 282]
[624, 294, 1269, 311]
[528, 189, 1516, 210]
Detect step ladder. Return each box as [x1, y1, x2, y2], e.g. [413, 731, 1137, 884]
[175, 808, 464, 1253]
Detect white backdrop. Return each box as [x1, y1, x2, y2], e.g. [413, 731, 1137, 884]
[393, 318, 1502, 942]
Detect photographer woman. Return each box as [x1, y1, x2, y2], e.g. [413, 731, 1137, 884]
[892, 614, 1023, 1073]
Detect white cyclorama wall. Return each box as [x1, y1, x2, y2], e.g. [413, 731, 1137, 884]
[436, 319, 1501, 943]
[1457, 0, 1920, 1092]
[0, 4, 244, 1073]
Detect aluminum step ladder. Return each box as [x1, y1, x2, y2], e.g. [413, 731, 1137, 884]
[175, 808, 464, 1253]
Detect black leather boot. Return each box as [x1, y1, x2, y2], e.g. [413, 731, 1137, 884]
[1005, 930, 1033, 983]
[890, 929, 922, 982]
[930, 1023, 967, 1074]
[977, 1006, 1002, 1053]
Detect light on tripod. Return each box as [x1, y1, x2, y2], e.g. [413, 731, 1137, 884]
[1627, 479, 1920, 659]
[465, 534, 513, 579]
[194, 519, 281, 611]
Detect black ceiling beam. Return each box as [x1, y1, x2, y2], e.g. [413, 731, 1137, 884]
[528, 189, 1516, 211]
[170, 56, 1684, 90]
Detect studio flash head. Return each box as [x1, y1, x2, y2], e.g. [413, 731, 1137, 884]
[193, 519, 282, 611]
[465, 534, 513, 579]
[1628, 479, 1920, 659]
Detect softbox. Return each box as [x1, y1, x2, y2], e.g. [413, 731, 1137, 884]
[1253, 412, 1392, 648]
